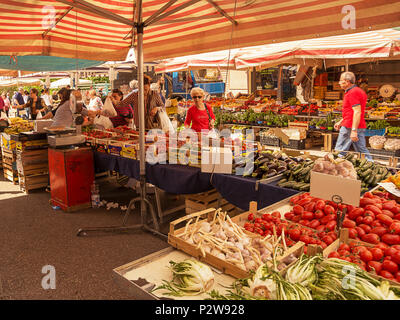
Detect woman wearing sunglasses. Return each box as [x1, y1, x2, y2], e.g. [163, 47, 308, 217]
[184, 87, 215, 132]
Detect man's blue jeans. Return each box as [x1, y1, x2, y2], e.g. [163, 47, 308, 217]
[334, 126, 373, 161]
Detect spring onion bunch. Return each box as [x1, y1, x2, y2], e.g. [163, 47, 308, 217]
[153, 259, 215, 297]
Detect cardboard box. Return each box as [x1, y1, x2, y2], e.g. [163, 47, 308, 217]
[310, 171, 361, 207]
[201, 147, 232, 174]
[281, 128, 307, 141]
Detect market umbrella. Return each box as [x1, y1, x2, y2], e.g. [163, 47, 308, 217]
[1, 0, 400, 236]
[49, 77, 92, 88]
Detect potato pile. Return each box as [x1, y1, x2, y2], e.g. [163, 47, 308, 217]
[312, 153, 357, 179]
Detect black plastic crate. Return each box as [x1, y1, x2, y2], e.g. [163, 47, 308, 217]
[260, 135, 281, 147]
[282, 139, 306, 150]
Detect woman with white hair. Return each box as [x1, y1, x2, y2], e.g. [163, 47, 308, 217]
[184, 87, 215, 132]
[87, 89, 103, 111]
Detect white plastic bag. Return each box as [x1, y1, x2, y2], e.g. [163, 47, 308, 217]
[102, 97, 117, 117]
[158, 109, 175, 134]
[36, 111, 43, 119]
[93, 114, 114, 129]
[0, 111, 8, 120]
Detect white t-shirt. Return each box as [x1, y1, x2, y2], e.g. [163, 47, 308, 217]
[87, 96, 103, 111]
[42, 94, 52, 106]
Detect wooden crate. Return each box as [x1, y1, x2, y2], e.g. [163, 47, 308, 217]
[1, 148, 16, 161]
[16, 148, 48, 164]
[18, 173, 48, 193]
[323, 229, 400, 288]
[184, 189, 239, 216]
[3, 167, 18, 184]
[168, 208, 303, 279]
[325, 91, 342, 100]
[17, 161, 48, 176]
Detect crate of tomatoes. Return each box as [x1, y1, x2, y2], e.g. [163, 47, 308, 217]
[324, 228, 400, 284]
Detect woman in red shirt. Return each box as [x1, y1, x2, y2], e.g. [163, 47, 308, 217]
[184, 87, 215, 132]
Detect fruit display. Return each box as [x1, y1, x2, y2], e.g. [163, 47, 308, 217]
[3, 118, 33, 134]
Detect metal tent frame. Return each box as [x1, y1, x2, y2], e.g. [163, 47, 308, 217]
[66, 0, 237, 238]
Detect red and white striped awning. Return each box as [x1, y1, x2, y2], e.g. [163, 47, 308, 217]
[234, 28, 400, 69]
[154, 48, 240, 73]
[0, 0, 399, 63]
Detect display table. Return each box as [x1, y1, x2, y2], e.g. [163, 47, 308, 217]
[93, 152, 299, 211]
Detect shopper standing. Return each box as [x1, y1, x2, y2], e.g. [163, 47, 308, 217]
[87, 89, 103, 112]
[184, 87, 215, 133]
[2, 92, 10, 116]
[334, 71, 372, 161]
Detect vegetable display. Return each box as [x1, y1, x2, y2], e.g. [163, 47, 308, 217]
[153, 259, 215, 296]
[177, 209, 286, 272]
[312, 154, 357, 179]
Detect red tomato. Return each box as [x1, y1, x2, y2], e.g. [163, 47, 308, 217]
[380, 270, 395, 280]
[362, 216, 374, 225]
[324, 205, 335, 216]
[360, 249, 373, 262]
[352, 245, 368, 255]
[359, 224, 372, 234]
[299, 220, 310, 227]
[355, 227, 366, 238]
[389, 222, 400, 235]
[382, 200, 397, 212]
[304, 202, 316, 213]
[314, 210, 324, 219]
[392, 245, 400, 251]
[338, 249, 350, 257]
[370, 227, 388, 237]
[382, 210, 394, 218]
[290, 195, 301, 205]
[364, 192, 374, 199]
[293, 205, 304, 216]
[356, 216, 365, 225]
[385, 247, 398, 258]
[292, 215, 301, 222]
[367, 261, 382, 274]
[381, 234, 400, 245]
[338, 243, 351, 252]
[377, 214, 394, 226]
[396, 272, 400, 283]
[382, 260, 399, 274]
[342, 219, 356, 228]
[375, 242, 389, 251]
[309, 219, 320, 229]
[327, 231, 338, 241]
[299, 235, 312, 244]
[319, 242, 328, 249]
[316, 225, 326, 233]
[288, 228, 301, 241]
[322, 235, 334, 245]
[271, 211, 281, 218]
[302, 211, 314, 221]
[364, 210, 376, 220]
[284, 212, 294, 220]
[371, 220, 383, 228]
[315, 200, 325, 211]
[321, 214, 336, 224]
[370, 248, 384, 261]
[348, 228, 358, 239]
[361, 233, 380, 244]
[247, 213, 255, 221]
[392, 251, 400, 265]
[326, 220, 337, 231]
[348, 207, 364, 220]
[394, 214, 400, 221]
[360, 198, 376, 207]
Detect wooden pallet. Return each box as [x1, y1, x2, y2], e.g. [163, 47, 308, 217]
[18, 173, 48, 193]
[184, 189, 239, 216]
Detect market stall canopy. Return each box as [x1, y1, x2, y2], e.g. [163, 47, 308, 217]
[154, 49, 240, 73]
[0, 70, 33, 77]
[1, 0, 400, 63]
[49, 77, 91, 88]
[0, 78, 44, 87]
[234, 28, 400, 70]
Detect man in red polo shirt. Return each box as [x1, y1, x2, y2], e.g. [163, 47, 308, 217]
[334, 71, 372, 161]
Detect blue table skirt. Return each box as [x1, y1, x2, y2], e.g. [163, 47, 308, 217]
[94, 152, 299, 211]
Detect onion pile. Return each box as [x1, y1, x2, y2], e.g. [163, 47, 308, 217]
[369, 135, 386, 150]
[384, 138, 400, 151]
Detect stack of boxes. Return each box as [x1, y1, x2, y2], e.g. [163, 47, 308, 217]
[1, 133, 18, 184]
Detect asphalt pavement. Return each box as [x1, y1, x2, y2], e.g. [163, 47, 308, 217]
[0, 174, 180, 300]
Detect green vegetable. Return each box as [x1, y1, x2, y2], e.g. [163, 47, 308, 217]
[153, 259, 215, 297]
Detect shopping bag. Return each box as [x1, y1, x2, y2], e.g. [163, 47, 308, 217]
[157, 109, 175, 134]
[36, 111, 43, 119]
[93, 114, 114, 129]
[0, 111, 8, 120]
[102, 97, 117, 117]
